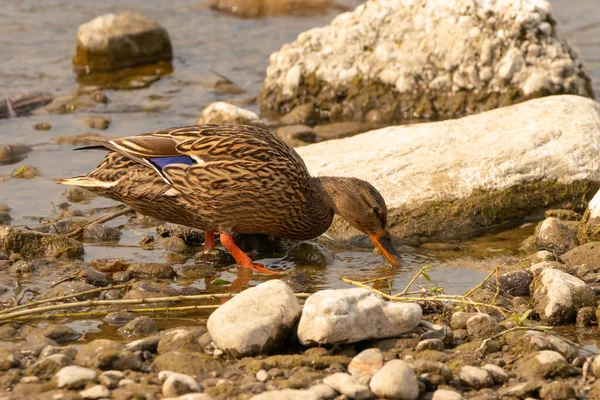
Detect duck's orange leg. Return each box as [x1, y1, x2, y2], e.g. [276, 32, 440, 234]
[219, 232, 279, 275]
[204, 231, 215, 250]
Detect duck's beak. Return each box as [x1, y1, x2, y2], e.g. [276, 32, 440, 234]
[369, 230, 403, 267]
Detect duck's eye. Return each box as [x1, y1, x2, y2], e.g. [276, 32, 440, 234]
[372, 206, 380, 216]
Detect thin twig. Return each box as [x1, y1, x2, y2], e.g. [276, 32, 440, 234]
[0, 292, 311, 322]
[464, 264, 503, 298]
[399, 265, 430, 296]
[0, 283, 133, 315]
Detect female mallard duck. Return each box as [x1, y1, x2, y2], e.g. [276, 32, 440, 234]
[58, 124, 402, 273]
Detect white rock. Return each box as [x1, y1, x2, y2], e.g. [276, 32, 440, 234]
[459, 366, 494, 389]
[196, 102, 265, 126]
[308, 383, 337, 400]
[580, 188, 600, 243]
[348, 348, 384, 384]
[531, 268, 596, 325]
[323, 373, 371, 400]
[369, 360, 419, 400]
[482, 364, 509, 384]
[591, 355, 600, 378]
[251, 389, 317, 400]
[296, 96, 600, 243]
[159, 371, 201, 397]
[262, 0, 591, 121]
[535, 217, 578, 253]
[432, 389, 463, 400]
[55, 365, 97, 389]
[170, 394, 215, 400]
[79, 385, 111, 399]
[298, 288, 422, 345]
[256, 369, 269, 383]
[207, 280, 301, 356]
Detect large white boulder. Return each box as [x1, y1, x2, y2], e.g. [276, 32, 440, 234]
[296, 96, 600, 243]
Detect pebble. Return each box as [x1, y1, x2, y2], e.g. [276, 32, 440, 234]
[309, 383, 337, 400]
[79, 384, 111, 399]
[85, 116, 111, 130]
[591, 355, 600, 378]
[159, 370, 201, 397]
[126, 335, 161, 353]
[466, 314, 501, 340]
[482, 363, 508, 384]
[251, 389, 318, 399]
[98, 370, 124, 388]
[450, 312, 476, 330]
[516, 350, 573, 380]
[55, 365, 97, 389]
[34, 122, 52, 131]
[256, 369, 269, 382]
[118, 316, 158, 337]
[369, 360, 419, 400]
[157, 328, 205, 354]
[347, 348, 383, 384]
[416, 338, 445, 352]
[432, 389, 463, 400]
[539, 381, 576, 400]
[323, 373, 371, 400]
[459, 366, 494, 389]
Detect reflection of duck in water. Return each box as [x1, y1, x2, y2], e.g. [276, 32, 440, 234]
[59, 124, 403, 274]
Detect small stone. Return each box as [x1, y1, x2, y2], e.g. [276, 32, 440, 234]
[64, 186, 97, 203]
[482, 363, 508, 384]
[309, 383, 337, 400]
[576, 307, 595, 327]
[79, 384, 111, 399]
[498, 270, 533, 296]
[55, 365, 97, 389]
[530, 261, 576, 277]
[531, 268, 596, 325]
[459, 366, 493, 389]
[104, 311, 136, 325]
[369, 360, 419, 400]
[416, 338, 445, 352]
[75, 339, 141, 371]
[498, 380, 542, 398]
[450, 312, 476, 330]
[256, 369, 269, 382]
[127, 262, 175, 279]
[197, 102, 265, 126]
[466, 314, 501, 340]
[98, 370, 124, 388]
[251, 389, 317, 400]
[298, 288, 422, 345]
[159, 370, 201, 397]
[591, 354, 600, 378]
[157, 328, 205, 354]
[323, 372, 371, 400]
[85, 116, 111, 130]
[118, 316, 157, 337]
[539, 381, 576, 400]
[0, 145, 32, 166]
[126, 335, 161, 353]
[25, 354, 72, 379]
[82, 223, 121, 242]
[207, 280, 301, 356]
[0, 227, 84, 259]
[516, 350, 573, 380]
[280, 103, 317, 125]
[348, 348, 383, 384]
[40, 324, 82, 344]
[34, 122, 52, 131]
[535, 217, 578, 253]
[432, 389, 463, 400]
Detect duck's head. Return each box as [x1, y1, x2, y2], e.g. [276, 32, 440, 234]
[319, 177, 403, 267]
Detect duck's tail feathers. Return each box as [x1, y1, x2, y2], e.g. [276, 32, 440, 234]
[57, 175, 118, 189]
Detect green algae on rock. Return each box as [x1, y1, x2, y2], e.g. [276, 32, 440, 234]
[0, 227, 83, 259]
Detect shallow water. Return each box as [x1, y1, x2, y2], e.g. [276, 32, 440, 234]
[0, 0, 597, 325]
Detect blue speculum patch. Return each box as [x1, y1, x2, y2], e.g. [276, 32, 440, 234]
[149, 155, 195, 169]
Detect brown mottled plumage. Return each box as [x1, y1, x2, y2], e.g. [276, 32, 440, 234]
[58, 124, 402, 273]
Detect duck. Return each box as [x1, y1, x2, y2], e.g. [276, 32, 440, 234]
[58, 124, 403, 273]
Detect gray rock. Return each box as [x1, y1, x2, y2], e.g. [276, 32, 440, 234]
[466, 314, 501, 340]
[482, 364, 508, 384]
[308, 383, 337, 400]
[515, 350, 573, 379]
[55, 365, 97, 389]
[295, 96, 600, 244]
[98, 370, 124, 389]
[261, 0, 591, 123]
[412, 360, 453, 384]
[64, 186, 97, 203]
[579, 189, 600, 244]
[75, 339, 141, 371]
[416, 338, 445, 352]
[251, 389, 317, 400]
[348, 348, 383, 384]
[128, 262, 176, 279]
[298, 288, 422, 345]
[432, 389, 463, 400]
[530, 261, 576, 277]
[450, 312, 477, 330]
[534, 217, 578, 253]
[531, 268, 596, 325]
[126, 335, 160, 353]
[83, 223, 122, 242]
[118, 316, 157, 337]
[323, 373, 371, 400]
[157, 328, 205, 354]
[79, 384, 111, 399]
[498, 380, 543, 398]
[159, 370, 201, 398]
[369, 360, 419, 400]
[539, 381, 576, 400]
[521, 330, 579, 361]
[459, 366, 493, 389]
[25, 354, 72, 379]
[0, 227, 83, 258]
[498, 270, 533, 296]
[73, 12, 172, 73]
[197, 102, 266, 127]
[207, 280, 301, 356]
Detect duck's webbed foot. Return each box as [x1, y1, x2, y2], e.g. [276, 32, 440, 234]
[219, 232, 279, 275]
